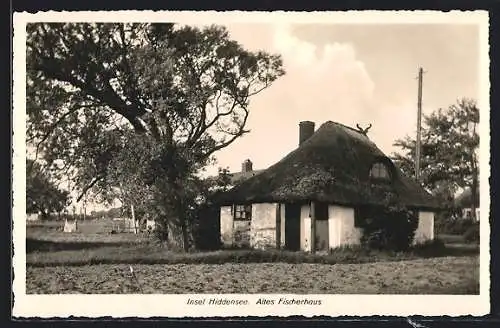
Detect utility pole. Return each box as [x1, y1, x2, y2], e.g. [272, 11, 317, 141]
[415, 67, 424, 183]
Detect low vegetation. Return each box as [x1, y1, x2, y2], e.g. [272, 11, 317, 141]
[436, 217, 479, 236]
[27, 241, 478, 267]
[464, 224, 480, 243]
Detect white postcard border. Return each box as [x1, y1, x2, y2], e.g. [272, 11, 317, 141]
[12, 10, 491, 318]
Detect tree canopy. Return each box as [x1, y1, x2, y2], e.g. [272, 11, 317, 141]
[392, 98, 479, 217]
[27, 23, 285, 248]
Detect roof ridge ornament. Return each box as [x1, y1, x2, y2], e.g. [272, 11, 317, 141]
[356, 123, 372, 136]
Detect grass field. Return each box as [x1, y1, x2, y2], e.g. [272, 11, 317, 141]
[25, 219, 480, 295]
[26, 256, 478, 294]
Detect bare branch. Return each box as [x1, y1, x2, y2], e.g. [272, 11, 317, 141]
[76, 176, 104, 202]
[203, 107, 250, 159]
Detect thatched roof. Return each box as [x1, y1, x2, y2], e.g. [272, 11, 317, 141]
[217, 121, 439, 210]
[228, 169, 264, 185]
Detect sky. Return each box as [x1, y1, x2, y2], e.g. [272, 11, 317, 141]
[207, 23, 480, 176]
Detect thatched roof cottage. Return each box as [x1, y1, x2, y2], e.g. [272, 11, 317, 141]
[216, 121, 439, 252]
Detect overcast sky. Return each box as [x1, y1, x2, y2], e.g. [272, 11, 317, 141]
[207, 23, 480, 176]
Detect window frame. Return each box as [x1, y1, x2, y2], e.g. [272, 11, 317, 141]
[233, 204, 252, 221]
[368, 159, 393, 183]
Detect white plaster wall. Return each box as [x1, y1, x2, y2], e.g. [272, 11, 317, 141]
[233, 220, 251, 247]
[414, 211, 435, 244]
[280, 204, 286, 248]
[328, 205, 361, 249]
[251, 203, 277, 249]
[220, 206, 233, 247]
[303, 217, 311, 252]
[328, 214, 342, 249]
[300, 204, 310, 251]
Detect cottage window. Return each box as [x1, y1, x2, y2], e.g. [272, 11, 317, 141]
[233, 204, 252, 221]
[369, 162, 390, 180]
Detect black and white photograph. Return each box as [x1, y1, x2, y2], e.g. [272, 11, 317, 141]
[13, 10, 489, 317]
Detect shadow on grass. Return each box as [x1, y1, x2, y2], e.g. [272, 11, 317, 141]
[413, 245, 479, 258]
[26, 238, 135, 253]
[26, 237, 479, 268]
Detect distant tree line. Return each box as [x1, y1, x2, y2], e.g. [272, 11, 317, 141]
[26, 159, 69, 219]
[392, 98, 480, 230]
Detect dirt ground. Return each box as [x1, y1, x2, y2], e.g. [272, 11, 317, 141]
[26, 255, 479, 294]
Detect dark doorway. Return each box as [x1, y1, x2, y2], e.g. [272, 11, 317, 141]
[315, 202, 329, 251]
[285, 203, 301, 251]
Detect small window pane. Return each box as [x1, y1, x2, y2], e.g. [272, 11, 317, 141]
[234, 204, 251, 221]
[370, 162, 389, 180]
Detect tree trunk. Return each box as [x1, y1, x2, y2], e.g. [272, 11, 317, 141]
[130, 204, 137, 234]
[470, 175, 478, 221]
[165, 216, 193, 251]
[181, 219, 191, 251]
[166, 219, 185, 251]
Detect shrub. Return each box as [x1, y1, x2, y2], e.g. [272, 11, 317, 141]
[438, 218, 477, 235]
[463, 225, 480, 243]
[359, 204, 418, 252]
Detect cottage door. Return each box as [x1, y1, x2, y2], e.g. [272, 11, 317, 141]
[315, 203, 330, 251]
[285, 203, 301, 251]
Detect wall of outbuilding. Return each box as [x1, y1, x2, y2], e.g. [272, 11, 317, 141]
[414, 211, 435, 244]
[220, 206, 233, 247]
[328, 205, 362, 249]
[250, 203, 277, 249]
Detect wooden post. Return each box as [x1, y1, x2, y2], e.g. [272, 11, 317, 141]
[310, 201, 316, 254]
[276, 203, 281, 250]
